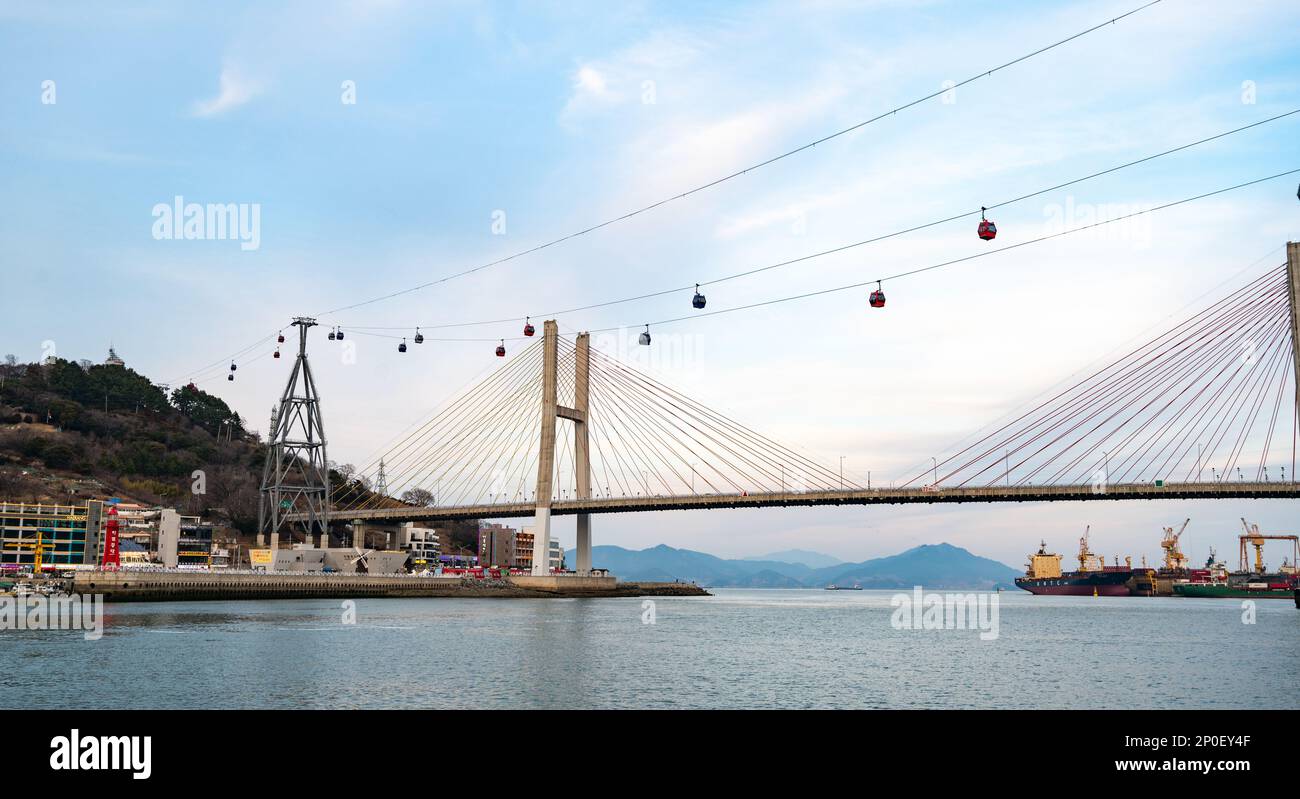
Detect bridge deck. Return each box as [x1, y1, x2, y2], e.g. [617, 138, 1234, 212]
[295, 481, 1299, 524]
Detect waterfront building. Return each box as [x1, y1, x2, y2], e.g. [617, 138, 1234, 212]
[478, 523, 517, 568]
[158, 508, 214, 569]
[548, 538, 565, 572]
[112, 502, 161, 548]
[403, 523, 440, 569]
[0, 500, 103, 570]
[516, 528, 534, 571]
[120, 538, 152, 567]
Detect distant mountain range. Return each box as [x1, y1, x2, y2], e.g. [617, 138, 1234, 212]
[575, 542, 1022, 590]
[743, 548, 844, 569]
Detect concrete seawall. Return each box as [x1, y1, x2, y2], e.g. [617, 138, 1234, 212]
[71, 571, 709, 602]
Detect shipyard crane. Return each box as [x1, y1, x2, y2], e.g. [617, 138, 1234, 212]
[1161, 519, 1190, 571]
[1076, 525, 1102, 571]
[1237, 519, 1300, 574]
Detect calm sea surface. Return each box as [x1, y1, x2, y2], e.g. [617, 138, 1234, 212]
[1, 589, 1296, 709]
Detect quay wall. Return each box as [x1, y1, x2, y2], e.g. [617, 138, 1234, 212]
[69, 571, 710, 602]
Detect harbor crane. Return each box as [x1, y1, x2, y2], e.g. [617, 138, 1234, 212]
[1161, 519, 1190, 571]
[1238, 518, 1300, 574]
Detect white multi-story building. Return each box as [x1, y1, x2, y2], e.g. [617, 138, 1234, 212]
[403, 523, 440, 568]
[548, 538, 565, 572]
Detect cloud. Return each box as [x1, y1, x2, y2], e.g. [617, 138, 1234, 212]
[575, 65, 610, 97]
[191, 67, 261, 117]
[560, 30, 705, 124]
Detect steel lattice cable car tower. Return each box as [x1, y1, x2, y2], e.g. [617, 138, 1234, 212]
[258, 317, 329, 549]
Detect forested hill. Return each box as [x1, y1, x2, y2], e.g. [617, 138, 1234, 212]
[0, 356, 398, 536]
[0, 355, 264, 530]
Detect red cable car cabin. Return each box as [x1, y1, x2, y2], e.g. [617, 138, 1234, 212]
[869, 282, 885, 308]
[977, 207, 997, 241]
[496, 342, 506, 357]
[523, 318, 535, 336]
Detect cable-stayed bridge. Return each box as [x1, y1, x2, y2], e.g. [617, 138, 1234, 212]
[274, 245, 1300, 574]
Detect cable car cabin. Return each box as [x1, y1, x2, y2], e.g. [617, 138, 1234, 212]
[977, 208, 997, 241]
[692, 285, 707, 309]
[277, 333, 285, 343]
[869, 289, 886, 308]
[523, 319, 535, 337]
[496, 342, 506, 357]
[398, 339, 407, 353]
[229, 362, 237, 371]
[273, 350, 281, 359]
[414, 329, 424, 344]
[328, 329, 336, 340]
[227, 374, 234, 381]
[639, 326, 652, 346]
[336, 329, 344, 340]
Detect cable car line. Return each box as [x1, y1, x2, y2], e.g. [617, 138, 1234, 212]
[183, 164, 1300, 391]
[311, 0, 1164, 321]
[169, 104, 1292, 383]
[573, 168, 1300, 335]
[331, 109, 1300, 334]
[170, 109, 1295, 387]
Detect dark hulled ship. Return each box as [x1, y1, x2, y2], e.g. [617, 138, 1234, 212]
[1015, 529, 1134, 596]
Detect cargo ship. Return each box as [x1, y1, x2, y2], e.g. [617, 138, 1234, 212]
[1172, 519, 1298, 599]
[1015, 528, 1134, 596]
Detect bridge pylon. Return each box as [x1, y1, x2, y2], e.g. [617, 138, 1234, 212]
[531, 320, 592, 575]
[1288, 241, 1300, 433]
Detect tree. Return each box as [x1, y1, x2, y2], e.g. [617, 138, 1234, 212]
[41, 441, 78, 470]
[0, 354, 15, 390]
[170, 383, 243, 437]
[400, 487, 435, 506]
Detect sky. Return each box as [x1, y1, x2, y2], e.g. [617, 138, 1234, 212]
[2, 0, 1299, 568]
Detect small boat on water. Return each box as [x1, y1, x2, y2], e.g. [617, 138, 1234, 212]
[825, 583, 862, 590]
